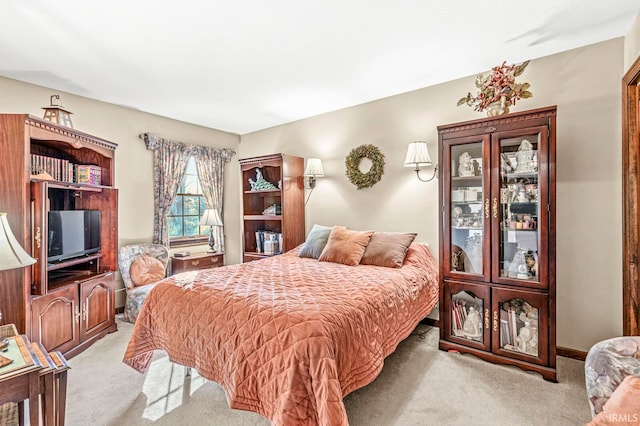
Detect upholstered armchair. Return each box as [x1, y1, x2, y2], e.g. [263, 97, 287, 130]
[585, 336, 640, 419]
[118, 243, 169, 323]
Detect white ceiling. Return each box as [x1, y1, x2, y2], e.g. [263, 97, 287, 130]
[1, 1, 639, 135]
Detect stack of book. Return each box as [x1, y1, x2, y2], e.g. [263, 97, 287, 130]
[255, 231, 283, 255]
[30, 154, 101, 185]
[75, 164, 102, 185]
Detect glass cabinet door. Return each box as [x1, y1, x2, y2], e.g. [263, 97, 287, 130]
[443, 135, 490, 281]
[491, 126, 549, 288]
[443, 280, 491, 351]
[491, 287, 549, 365]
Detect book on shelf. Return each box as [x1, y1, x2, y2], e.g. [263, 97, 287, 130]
[30, 154, 102, 185]
[254, 230, 283, 255]
[76, 164, 102, 185]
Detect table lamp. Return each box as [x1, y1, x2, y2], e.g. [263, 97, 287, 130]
[199, 209, 222, 253]
[0, 212, 37, 366]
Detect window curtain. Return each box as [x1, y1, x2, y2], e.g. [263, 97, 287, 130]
[194, 145, 234, 252]
[144, 135, 190, 247]
[142, 133, 235, 249]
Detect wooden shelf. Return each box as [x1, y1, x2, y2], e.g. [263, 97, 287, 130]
[243, 189, 281, 195]
[240, 154, 304, 263]
[243, 215, 282, 220]
[47, 253, 102, 272]
[31, 178, 113, 192]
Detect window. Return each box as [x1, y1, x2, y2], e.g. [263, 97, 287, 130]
[167, 157, 208, 245]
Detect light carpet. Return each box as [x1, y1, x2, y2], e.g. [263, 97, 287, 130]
[64, 320, 592, 425]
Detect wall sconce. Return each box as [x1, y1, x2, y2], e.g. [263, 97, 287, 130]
[42, 95, 74, 128]
[404, 141, 438, 182]
[304, 158, 324, 189]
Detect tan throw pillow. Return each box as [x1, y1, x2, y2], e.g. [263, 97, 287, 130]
[130, 255, 166, 286]
[360, 232, 417, 268]
[318, 226, 374, 266]
[589, 375, 640, 425]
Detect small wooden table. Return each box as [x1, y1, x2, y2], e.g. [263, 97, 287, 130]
[0, 334, 43, 426]
[30, 342, 55, 426]
[47, 351, 70, 426]
[171, 252, 224, 275]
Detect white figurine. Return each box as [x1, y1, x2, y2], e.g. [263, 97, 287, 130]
[526, 325, 539, 355]
[463, 306, 482, 338]
[517, 321, 532, 353]
[249, 167, 277, 191]
[515, 139, 535, 173]
[458, 152, 474, 177]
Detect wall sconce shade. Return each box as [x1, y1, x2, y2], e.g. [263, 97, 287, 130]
[0, 212, 36, 271]
[304, 158, 324, 190]
[304, 158, 324, 177]
[404, 141, 438, 182]
[199, 209, 223, 253]
[404, 141, 433, 168]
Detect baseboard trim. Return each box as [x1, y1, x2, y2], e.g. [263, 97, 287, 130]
[557, 346, 587, 361]
[421, 318, 439, 328]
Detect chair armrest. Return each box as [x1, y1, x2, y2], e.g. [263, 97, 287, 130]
[585, 336, 640, 417]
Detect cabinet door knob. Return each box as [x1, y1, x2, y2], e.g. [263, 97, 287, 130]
[484, 198, 490, 219]
[485, 308, 490, 329]
[493, 310, 498, 331]
[492, 197, 498, 218]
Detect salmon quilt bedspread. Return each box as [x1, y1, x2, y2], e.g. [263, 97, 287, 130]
[123, 243, 438, 425]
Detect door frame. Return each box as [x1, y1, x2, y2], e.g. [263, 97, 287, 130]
[623, 55, 640, 336]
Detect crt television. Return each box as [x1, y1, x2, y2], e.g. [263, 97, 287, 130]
[47, 210, 101, 263]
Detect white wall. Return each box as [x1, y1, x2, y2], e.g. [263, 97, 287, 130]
[0, 76, 242, 307]
[624, 12, 640, 72]
[240, 38, 624, 352]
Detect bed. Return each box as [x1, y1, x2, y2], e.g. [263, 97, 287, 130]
[123, 242, 438, 425]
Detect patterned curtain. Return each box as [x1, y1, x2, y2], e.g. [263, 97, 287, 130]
[143, 134, 190, 246]
[194, 146, 235, 252]
[142, 133, 235, 249]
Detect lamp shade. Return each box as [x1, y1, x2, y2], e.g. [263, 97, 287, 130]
[199, 209, 222, 227]
[304, 158, 325, 177]
[404, 141, 433, 168]
[0, 213, 36, 271]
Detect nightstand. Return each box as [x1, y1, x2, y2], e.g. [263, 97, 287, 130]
[171, 252, 224, 275]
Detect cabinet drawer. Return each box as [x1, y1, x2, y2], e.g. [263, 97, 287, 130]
[172, 253, 224, 274]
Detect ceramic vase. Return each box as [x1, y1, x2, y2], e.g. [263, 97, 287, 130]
[486, 96, 510, 117]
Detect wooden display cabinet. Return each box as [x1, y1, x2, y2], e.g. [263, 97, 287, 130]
[0, 114, 118, 358]
[239, 154, 305, 263]
[438, 106, 557, 381]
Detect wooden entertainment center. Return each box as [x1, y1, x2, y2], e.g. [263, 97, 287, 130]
[0, 114, 118, 358]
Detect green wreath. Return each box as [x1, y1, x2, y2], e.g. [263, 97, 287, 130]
[345, 144, 385, 189]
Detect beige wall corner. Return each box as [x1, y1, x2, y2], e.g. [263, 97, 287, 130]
[624, 12, 640, 71]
